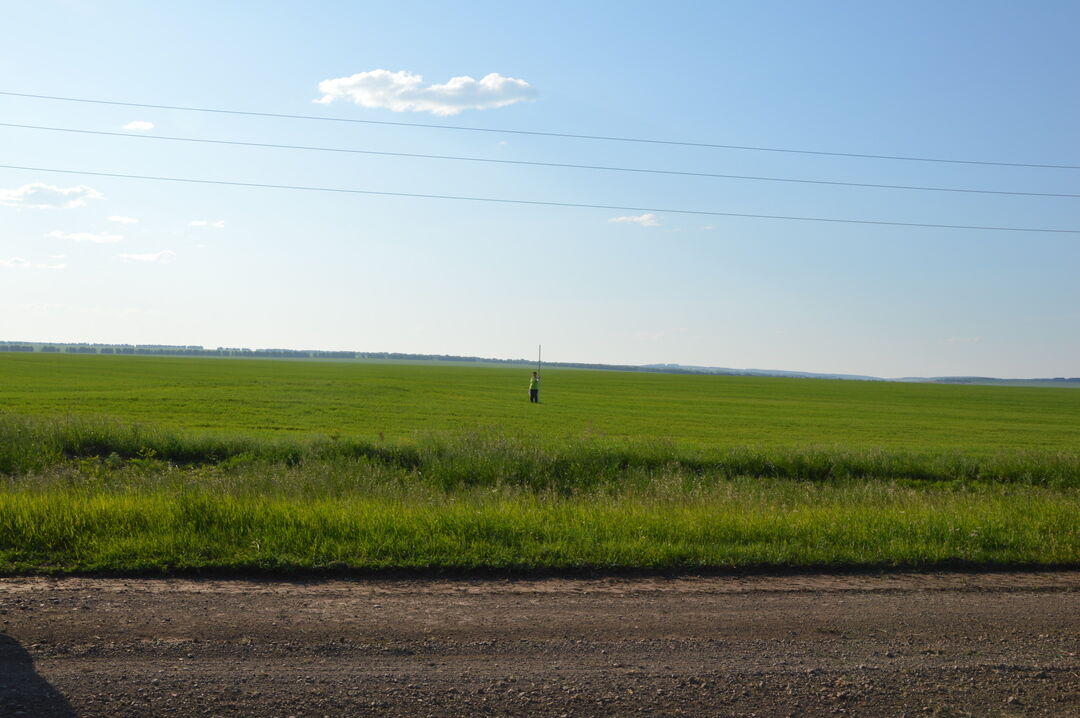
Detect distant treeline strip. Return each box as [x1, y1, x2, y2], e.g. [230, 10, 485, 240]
[0, 342, 500, 361]
[0, 342, 681, 374]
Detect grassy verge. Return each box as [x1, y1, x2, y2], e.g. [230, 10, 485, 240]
[3, 479, 1077, 573]
[1, 414, 1077, 574]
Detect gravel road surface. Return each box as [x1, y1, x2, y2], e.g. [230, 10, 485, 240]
[2, 572, 1078, 717]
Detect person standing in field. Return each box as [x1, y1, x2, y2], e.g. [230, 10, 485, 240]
[529, 371, 540, 403]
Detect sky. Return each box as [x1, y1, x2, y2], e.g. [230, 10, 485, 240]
[1, 0, 1078, 378]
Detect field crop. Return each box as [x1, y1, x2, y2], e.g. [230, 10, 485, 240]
[1, 353, 1077, 574]
[3, 353, 1079, 453]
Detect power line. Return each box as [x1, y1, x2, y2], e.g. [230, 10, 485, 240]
[2, 163, 1076, 233]
[3, 121, 1077, 200]
[3, 90, 1079, 171]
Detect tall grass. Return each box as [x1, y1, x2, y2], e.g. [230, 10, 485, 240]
[2, 479, 1076, 573]
[3, 413, 1078, 489]
[1, 413, 1078, 573]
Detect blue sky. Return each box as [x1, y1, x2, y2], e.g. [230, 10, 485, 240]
[2, 0, 1078, 377]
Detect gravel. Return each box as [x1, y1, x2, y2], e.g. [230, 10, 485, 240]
[1, 572, 1077, 716]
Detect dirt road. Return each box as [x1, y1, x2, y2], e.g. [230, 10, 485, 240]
[2, 572, 1078, 717]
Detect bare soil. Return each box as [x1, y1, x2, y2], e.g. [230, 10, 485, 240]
[2, 572, 1078, 717]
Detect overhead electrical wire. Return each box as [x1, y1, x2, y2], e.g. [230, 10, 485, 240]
[3, 90, 1079, 170]
[1, 163, 1076, 233]
[2, 122, 1076, 200]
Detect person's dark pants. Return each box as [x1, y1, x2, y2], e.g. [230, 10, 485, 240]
[529, 389, 539, 403]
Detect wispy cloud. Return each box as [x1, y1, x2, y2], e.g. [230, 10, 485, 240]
[108, 215, 139, 224]
[119, 250, 175, 263]
[189, 220, 225, 228]
[1, 257, 66, 270]
[0, 182, 104, 209]
[608, 213, 660, 227]
[47, 230, 123, 244]
[123, 120, 155, 131]
[315, 69, 536, 116]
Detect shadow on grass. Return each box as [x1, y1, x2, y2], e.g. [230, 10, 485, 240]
[0, 634, 76, 717]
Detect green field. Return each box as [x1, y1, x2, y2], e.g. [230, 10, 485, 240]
[4, 353, 1079, 451]
[1, 353, 1078, 573]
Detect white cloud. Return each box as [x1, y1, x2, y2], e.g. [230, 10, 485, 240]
[608, 213, 660, 227]
[314, 69, 536, 116]
[123, 120, 155, 131]
[1, 257, 66, 270]
[119, 250, 175, 263]
[189, 220, 225, 228]
[108, 215, 139, 224]
[0, 182, 104, 209]
[47, 230, 123, 243]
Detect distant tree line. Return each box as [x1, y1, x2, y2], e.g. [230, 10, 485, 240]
[0, 341, 666, 372]
[0, 342, 535, 364]
[1, 342, 688, 374]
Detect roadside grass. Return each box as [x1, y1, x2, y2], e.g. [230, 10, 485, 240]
[2, 473, 1076, 573]
[1, 414, 1077, 574]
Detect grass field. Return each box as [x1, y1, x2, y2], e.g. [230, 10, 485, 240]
[4, 353, 1079, 452]
[1, 353, 1077, 573]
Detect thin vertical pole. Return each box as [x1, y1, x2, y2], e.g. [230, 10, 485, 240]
[538, 344, 542, 374]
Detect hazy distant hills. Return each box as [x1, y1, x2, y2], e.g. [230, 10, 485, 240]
[642, 364, 882, 381]
[644, 364, 1080, 387]
[896, 376, 1080, 387]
